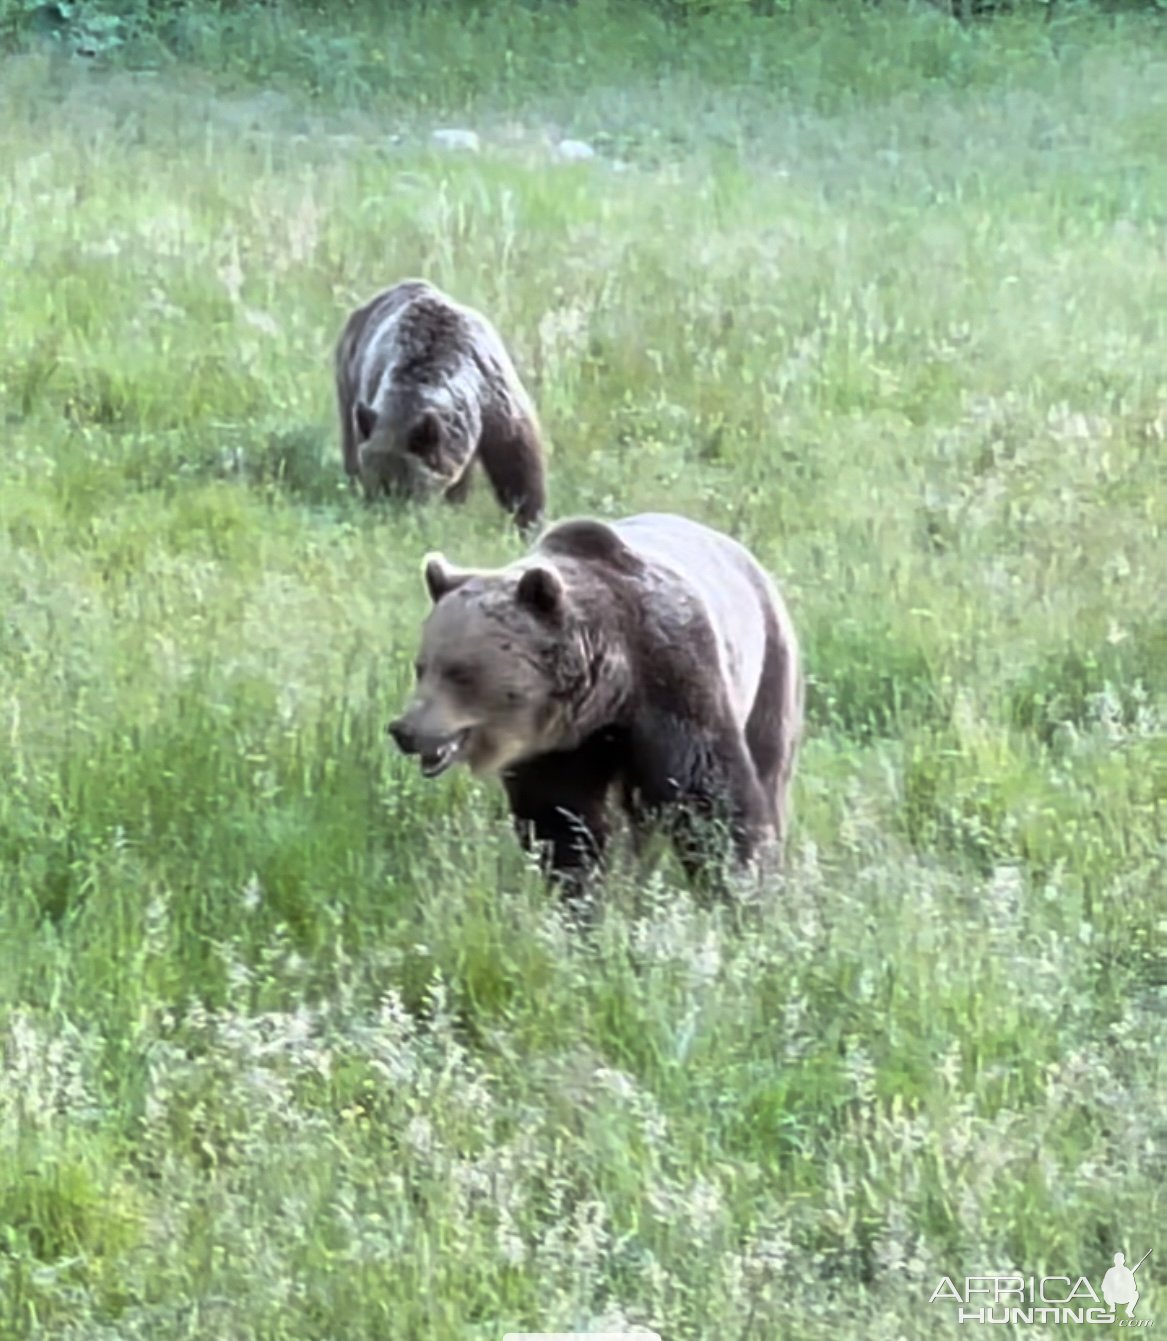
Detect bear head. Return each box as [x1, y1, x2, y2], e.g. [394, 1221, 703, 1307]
[388, 553, 599, 779]
[353, 398, 455, 501]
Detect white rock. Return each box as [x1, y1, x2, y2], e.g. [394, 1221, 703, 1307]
[556, 138, 596, 162]
[431, 128, 480, 153]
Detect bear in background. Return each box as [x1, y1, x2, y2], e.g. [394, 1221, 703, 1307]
[334, 278, 547, 532]
[388, 512, 803, 898]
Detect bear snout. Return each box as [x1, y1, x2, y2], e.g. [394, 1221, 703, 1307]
[388, 715, 471, 779]
[386, 718, 417, 753]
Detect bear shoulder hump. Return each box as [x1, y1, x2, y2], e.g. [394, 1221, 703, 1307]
[538, 518, 643, 575]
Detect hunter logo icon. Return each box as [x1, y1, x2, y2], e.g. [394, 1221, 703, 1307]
[929, 1245, 1155, 1326]
[1101, 1250, 1151, 1321]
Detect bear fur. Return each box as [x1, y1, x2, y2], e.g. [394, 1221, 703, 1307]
[388, 512, 803, 894]
[334, 278, 547, 531]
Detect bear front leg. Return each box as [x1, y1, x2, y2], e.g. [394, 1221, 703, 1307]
[337, 381, 360, 481]
[502, 762, 613, 900]
[477, 417, 547, 534]
[442, 467, 474, 506]
[625, 713, 773, 889]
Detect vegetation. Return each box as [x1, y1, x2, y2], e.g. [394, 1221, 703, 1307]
[0, 2, 1163, 1336]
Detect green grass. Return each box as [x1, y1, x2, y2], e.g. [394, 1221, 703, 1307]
[0, 3, 1165, 1337]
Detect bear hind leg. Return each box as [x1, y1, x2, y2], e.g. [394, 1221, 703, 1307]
[744, 600, 802, 851]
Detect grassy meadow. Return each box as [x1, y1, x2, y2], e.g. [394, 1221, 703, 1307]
[0, 3, 1164, 1336]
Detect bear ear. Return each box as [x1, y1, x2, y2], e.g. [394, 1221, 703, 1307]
[516, 564, 565, 620]
[406, 411, 443, 465]
[422, 552, 472, 605]
[354, 401, 378, 442]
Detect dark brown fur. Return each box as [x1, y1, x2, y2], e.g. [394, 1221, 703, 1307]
[389, 513, 803, 902]
[334, 279, 547, 531]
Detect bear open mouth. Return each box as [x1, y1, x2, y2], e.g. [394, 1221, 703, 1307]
[419, 729, 470, 778]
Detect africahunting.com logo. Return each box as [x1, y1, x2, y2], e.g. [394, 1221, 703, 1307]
[930, 1248, 1154, 1326]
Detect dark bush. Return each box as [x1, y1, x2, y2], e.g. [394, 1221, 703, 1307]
[5, 0, 1163, 57]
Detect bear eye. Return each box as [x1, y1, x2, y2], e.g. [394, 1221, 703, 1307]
[444, 663, 475, 689]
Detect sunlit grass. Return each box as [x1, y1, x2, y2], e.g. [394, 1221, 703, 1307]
[0, 5, 1164, 1336]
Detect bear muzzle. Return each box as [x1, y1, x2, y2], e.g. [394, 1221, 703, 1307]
[359, 443, 444, 503]
[387, 718, 470, 778]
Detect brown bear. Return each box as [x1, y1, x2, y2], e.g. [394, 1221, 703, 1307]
[334, 278, 547, 531]
[387, 512, 803, 896]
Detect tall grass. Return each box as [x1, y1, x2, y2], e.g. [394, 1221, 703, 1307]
[0, 3, 1164, 1337]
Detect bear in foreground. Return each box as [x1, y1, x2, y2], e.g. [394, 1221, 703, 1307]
[388, 513, 803, 896]
[334, 278, 547, 531]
